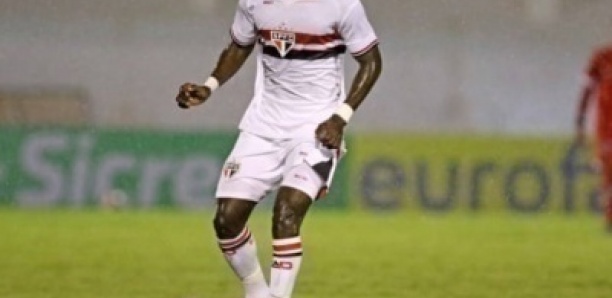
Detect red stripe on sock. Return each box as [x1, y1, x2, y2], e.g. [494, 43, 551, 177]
[218, 228, 250, 249]
[273, 242, 302, 252]
[221, 232, 252, 252]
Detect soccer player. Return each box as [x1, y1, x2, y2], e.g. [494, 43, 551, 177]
[175, 0, 382, 297]
[576, 44, 612, 232]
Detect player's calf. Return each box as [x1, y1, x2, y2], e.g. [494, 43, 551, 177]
[270, 187, 312, 298]
[271, 187, 312, 238]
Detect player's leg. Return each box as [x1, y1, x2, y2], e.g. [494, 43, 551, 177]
[213, 198, 269, 298]
[213, 132, 284, 298]
[269, 186, 313, 298]
[596, 137, 612, 232]
[268, 139, 340, 298]
[600, 155, 612, 231]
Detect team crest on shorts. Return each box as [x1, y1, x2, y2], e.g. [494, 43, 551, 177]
[271, 31, 296, 58]
[223, 161, 241, 178]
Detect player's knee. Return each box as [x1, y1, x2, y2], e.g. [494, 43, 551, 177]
[213, 211, 244, 239]
[272, 187, 312, 238]
[272, 208, 301, 238]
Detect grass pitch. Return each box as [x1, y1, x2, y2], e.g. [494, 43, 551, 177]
[1, 209, 611, 298]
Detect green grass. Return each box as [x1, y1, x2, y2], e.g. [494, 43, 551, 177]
[1, 209, 611, 298]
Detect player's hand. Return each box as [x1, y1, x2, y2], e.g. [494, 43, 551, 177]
[316, 114, 346, 149]
[176, 83, 211, 109]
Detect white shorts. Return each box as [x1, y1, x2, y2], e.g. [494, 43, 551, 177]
[215, 131, 344, 202]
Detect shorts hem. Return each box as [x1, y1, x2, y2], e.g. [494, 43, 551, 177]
[280, 181, 320, 201]
[215, 191, 261, 202]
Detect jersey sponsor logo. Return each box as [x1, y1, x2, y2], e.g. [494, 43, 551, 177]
[272, 260, 294, 270]
[271, 31, 296, 58]
[223, 160, 240, 178]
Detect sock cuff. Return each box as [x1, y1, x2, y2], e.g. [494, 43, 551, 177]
[272, 236, 301, 246]
[218, 227, 252, 252]
[273, 236, 302, 258]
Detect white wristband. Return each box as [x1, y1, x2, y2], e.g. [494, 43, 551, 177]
[334, 103, 354, 123]
[204, 77, 220, 92]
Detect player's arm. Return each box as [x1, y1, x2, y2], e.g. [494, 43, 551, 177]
[316, 0, 382, 149]
[176, 0, 256, 109]
[344, 45, 383, 111]
[575, 51, 601, 145]
[212, 42, 255, 86]
[316, 46, 382, 148]
[575, 78, 596, 145]
[176, 42, 254, 109]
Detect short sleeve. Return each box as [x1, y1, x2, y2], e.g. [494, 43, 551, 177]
[338, 0, 379, 56]
[230, 0, 257, 47]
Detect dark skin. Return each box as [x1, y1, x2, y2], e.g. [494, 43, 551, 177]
[315, 45, 383, 149]
[213, 187, 312, 240]
[176, 42, 254, 109]
[177, 41, 382, 239]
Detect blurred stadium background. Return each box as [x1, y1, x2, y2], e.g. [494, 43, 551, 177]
[1, 0, 612, 297]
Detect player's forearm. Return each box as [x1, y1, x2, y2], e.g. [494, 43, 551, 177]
[344, 46, 382, 111]
[210, 42, 254, 86]
[576, 86, 593, 130]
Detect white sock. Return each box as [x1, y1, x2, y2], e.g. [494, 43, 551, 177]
[218, 227, 269, 298]
[270, 236, 303, 298]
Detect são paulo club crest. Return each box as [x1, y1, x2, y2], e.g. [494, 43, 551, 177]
[271, 31, 296, 58]
[223, 160, 240, 178]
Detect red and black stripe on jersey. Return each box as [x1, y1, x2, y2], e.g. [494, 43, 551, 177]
[261, 45, 347, 60]
[258, 30, 347, 60]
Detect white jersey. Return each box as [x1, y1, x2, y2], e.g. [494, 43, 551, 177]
[230, 0, 378, 138]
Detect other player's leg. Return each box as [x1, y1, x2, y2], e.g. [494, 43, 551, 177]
[596, 138, 612, 232]
[213, 198, 269, 298]
[600, 157, 612, 232]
